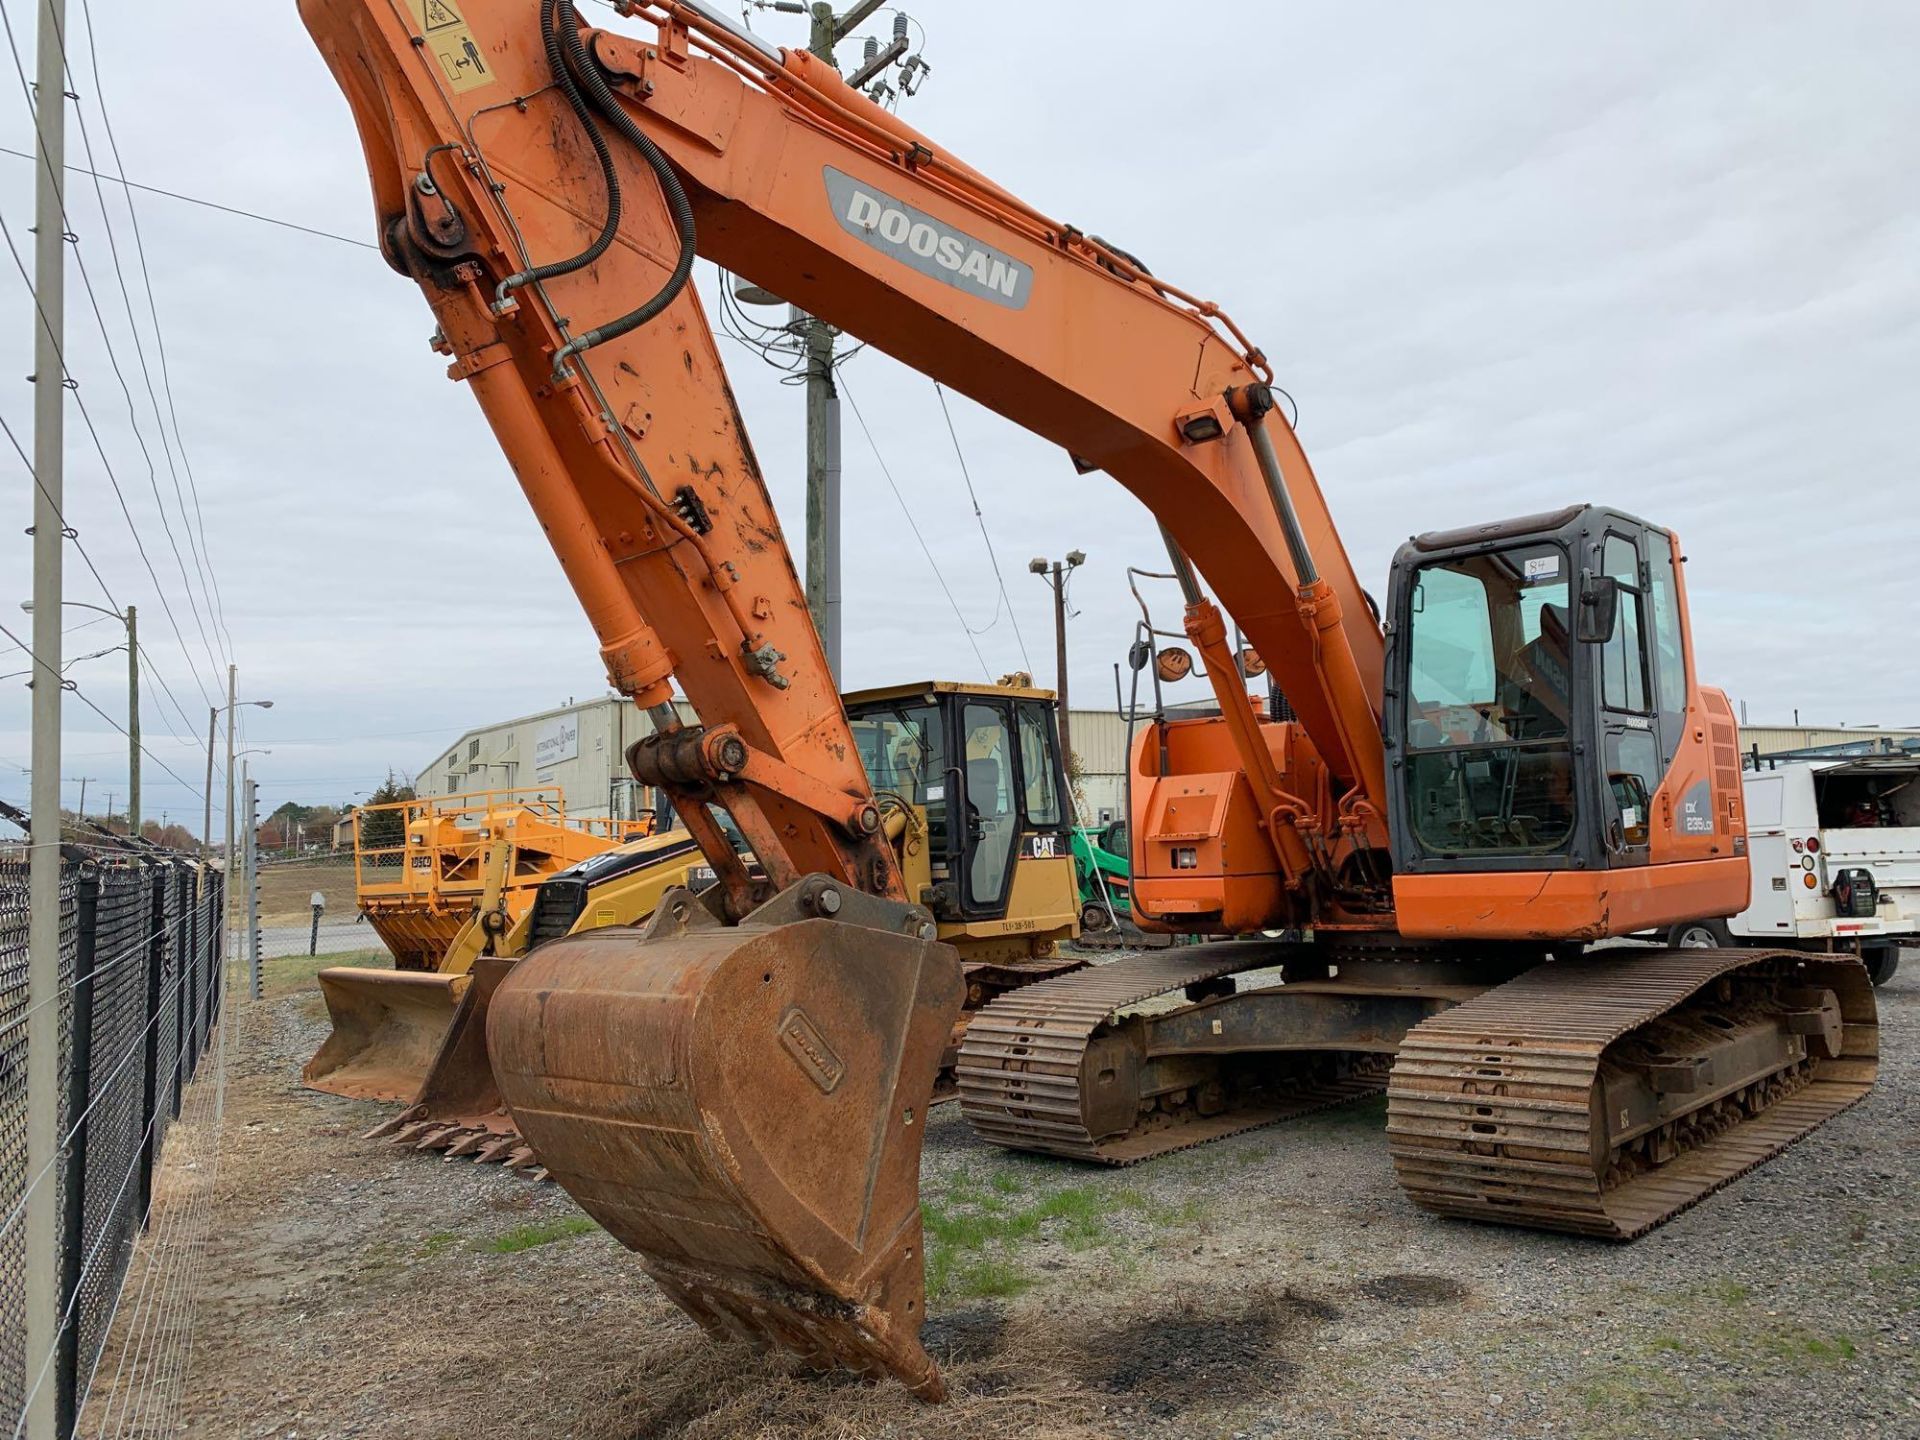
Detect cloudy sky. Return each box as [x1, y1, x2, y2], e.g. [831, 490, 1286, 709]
[1, 1, 1915, 832]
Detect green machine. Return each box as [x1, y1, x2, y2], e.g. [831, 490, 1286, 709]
[1070, 820, 1132, 931]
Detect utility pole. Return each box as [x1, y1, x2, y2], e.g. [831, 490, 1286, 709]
[24, 0, 68, 1430]
[740, 1, 911, 679]
[802, 1, 847, 681]
[75, 775, 86, 824]
[1028, 550, 1086, 768]
[125, 602, 138, 836]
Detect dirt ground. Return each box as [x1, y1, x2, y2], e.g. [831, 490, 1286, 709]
[87, 950, 1919, 1440]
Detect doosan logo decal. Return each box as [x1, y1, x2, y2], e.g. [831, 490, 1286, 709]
[824, 167, 1033, 309]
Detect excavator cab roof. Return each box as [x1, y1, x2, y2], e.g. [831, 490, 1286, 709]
[843, 680, 1058, 707]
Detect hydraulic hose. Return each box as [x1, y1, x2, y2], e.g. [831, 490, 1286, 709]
[494, 0, 624, 304]
[549, 0, 698, 375]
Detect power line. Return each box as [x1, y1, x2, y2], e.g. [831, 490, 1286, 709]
[0, 618, 207, 804]
[0, 1, 227, 707]
[839, 375, 993, 682]
[933, 380, 1033, 671]
[0, 147, 378, 250]
[2, 408, 206, 745]
[74, 0, 234, 659]
[0, 196, 219, 710]
[0, 409, 124, 611]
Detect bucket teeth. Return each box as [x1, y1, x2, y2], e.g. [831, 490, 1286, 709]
[503, 1145, 537, 1171]
[444, 1129, 493, 1158]
[386, 1119, 436, 1146]
[474, 1136, 520, 1165]
[363, 1105, 424, 1141]
[413, 1124, 463, 1151]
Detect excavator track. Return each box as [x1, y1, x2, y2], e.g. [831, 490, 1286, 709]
[957, 947, 1388, 1163]
[1386, 948, 1878, 1238]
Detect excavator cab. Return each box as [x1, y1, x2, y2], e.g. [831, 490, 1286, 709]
[1384, 505, 1750, 940]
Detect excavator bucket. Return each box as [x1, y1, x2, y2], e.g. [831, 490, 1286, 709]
[365, 955, 535, 1168]
[301, 968, 471, 1103]
[488, 879, 963, 1399]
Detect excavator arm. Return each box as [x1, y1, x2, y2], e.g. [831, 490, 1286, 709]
[301, 0, 1392, 914]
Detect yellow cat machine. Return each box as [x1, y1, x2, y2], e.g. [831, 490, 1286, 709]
[366, 681, 1083, 1170]
[301, 787, 659, 1102]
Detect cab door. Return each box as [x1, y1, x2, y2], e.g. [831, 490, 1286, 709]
[1595, 529, 1662, 865]
[955, 700, 1020, 917]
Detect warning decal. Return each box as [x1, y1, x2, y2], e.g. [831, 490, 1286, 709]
[408, 0, 496, 94]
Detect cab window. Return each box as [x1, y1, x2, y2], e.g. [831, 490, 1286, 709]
[1600, 534, 1650, 714]
[1016, 703, 1062, 828]
[1646, 536, 1688, 759]
[1403, 542, 1576, 855]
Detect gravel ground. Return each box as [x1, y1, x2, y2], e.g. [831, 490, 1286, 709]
[83, 950, 1918, 1440]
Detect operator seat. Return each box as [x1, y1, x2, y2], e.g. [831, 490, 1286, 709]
[1508, 601, 1572, 739]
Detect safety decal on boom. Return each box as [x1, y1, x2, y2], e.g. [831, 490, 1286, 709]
[408, 0, 496, 94]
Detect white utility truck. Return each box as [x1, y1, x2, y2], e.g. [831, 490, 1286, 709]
[1660, 755, 1917, 985]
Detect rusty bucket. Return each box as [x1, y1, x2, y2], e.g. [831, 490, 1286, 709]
[302, 967, 470, 1102]
[487, 879, 963, 1398]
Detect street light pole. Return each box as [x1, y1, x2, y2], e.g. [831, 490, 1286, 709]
[1028, 550, 1086, 768]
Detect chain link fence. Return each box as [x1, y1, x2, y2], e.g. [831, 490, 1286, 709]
[0, 837, 224, 1439]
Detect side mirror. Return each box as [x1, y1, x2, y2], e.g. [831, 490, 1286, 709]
[1577, 575, 1620, 643]
[1127, 638, 1153, 673]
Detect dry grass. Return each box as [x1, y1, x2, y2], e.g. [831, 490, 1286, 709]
[255, 855, 357, 924]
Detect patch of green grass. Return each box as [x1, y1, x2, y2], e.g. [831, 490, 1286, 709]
[952, 1257, 1032, 1299]
[486, 1216, 597, 1254]
[1708, 1279, 1751, 1305]
[1649, 1334, 1686, 1353]
[263, 948, 389, 1000]
[920, 1177, 1208, 1299]
[422, 1231, 461, 1256]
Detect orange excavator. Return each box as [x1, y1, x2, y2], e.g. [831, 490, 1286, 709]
[300, 0, 1878, 1401]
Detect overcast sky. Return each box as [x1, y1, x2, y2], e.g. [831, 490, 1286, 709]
[1, 1, 1915, 831]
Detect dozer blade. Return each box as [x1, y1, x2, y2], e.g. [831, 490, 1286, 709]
[488, 879, 963, 1400]
[301, 968, 471, 1103]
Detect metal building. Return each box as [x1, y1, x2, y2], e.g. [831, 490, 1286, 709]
[416, 695, 1140, 823]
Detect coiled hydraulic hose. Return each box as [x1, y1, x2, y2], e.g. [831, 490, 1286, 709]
[493, 0, 623, 304]
[548, 0, 699, 376]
